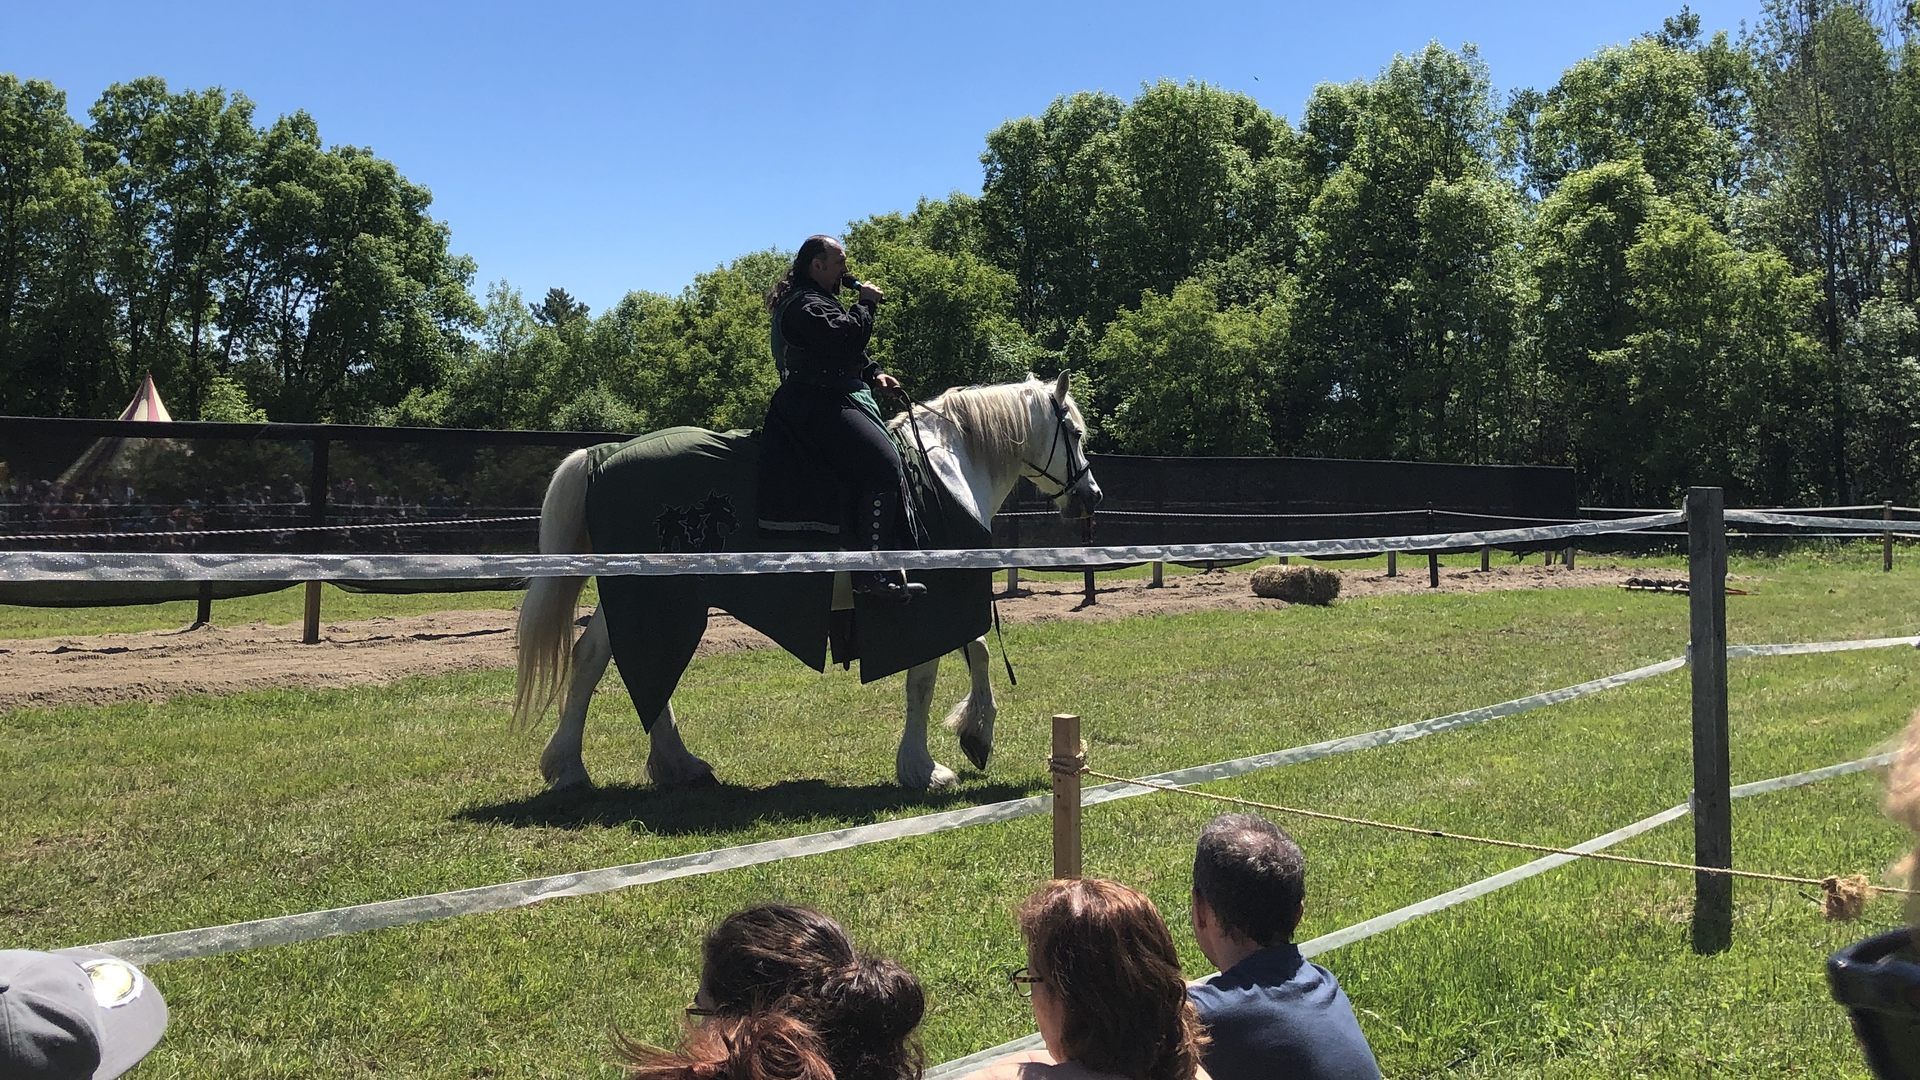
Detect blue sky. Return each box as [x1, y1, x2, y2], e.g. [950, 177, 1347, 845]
[7, 0, 1764, 317]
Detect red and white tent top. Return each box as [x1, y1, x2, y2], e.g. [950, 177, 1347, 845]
[117, 373, 172, 422]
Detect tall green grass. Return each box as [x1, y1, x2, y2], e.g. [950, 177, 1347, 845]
[2, 552, 1916, 1076]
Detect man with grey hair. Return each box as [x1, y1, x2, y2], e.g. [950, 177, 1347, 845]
[1187, 812, 1380, 1079]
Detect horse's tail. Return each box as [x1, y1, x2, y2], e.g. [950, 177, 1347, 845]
[512, 448, 594, 730]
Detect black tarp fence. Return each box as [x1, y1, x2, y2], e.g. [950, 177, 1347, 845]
[2, 418, 1587, 608]
[0, 416, 623, 606]
[993, 453, 1581, 567]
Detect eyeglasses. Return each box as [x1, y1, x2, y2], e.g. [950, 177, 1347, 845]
[1007, 965, 1045, 998]
[685, 1000, 721, 1019]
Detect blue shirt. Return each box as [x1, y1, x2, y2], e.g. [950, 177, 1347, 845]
[1187, 944, 1381, 1080]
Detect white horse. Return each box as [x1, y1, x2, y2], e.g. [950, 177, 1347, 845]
[512, 372, 1101, 791]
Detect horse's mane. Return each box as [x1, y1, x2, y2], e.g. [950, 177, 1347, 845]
[890, 378, 1081, 466]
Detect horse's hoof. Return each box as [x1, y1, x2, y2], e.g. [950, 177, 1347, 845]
[899, 761, 959, 791]
[647, 757, 719, 789]
[959, 731, 993, 771]
[544, 763, 593, 792]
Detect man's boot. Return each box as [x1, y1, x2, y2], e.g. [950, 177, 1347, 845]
[853, 568, 927, 604]
[851, 489, 926, 605]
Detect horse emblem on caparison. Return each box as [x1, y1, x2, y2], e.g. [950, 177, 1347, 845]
[654, 492, 739, 553]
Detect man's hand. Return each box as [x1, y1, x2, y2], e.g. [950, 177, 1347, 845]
[871, 372, 903, 392]
[857, 281, 886, 305]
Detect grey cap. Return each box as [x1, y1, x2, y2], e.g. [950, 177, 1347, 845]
[0, 949, 168, 1079]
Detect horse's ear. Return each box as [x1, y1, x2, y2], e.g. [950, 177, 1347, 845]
[1053, 370, 1071, 400]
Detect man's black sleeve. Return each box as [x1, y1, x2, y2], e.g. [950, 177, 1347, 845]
[783, 295, 877, 376]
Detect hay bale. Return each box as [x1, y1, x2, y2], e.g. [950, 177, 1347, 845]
[1250, 565, 1341, 605]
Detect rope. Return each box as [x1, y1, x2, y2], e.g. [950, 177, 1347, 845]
[1047, 743, 1088, 778]
[0, 514, 541, 543]
[1077, 767, 1911, 916]
[1585, 504, 1898, 516]
[993, 508, 1435, 521]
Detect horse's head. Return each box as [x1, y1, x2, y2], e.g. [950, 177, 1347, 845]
[1021, 371, 1102, 522]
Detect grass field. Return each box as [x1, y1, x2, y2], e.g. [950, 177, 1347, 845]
[2, 549, 1916, 1077]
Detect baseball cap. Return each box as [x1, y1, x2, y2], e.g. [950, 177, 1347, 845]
[0, 949, 168, 1079]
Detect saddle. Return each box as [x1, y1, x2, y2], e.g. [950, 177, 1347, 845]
[754, 407, 968, 552]
[580, 423, 992, 697]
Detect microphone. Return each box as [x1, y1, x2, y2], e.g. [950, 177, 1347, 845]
[842, 273, 884, 303]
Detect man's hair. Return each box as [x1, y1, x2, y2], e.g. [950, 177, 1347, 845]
[1192, 813, 1306, 946]
[766, 235, 842, 312]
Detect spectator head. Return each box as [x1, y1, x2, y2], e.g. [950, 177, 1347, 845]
[1015, 878, 1208, 1080]
[618, 904, 924, 1080]
[1191, 812, 1307, 959]
[0, 948, 167, 1079]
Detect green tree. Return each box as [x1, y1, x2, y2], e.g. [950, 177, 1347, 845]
[436, 282, 543, 429]
[1088, 281, 1282, 455]
[1841, 297, 1920, 498]
[1409, 175, 1526, 460]
[1745, 0, 1903, 496]
[1521, 36, 1743, 213]
[1602, 202, 1825, 502]
[1883, 11, 1920, 298]
[1529, 159, 1662, 492]
[655, 250, 786, 431]
[223, 111, 478, 421]
[844, 216, 1033, 395]
[530, 286, 589, 326]
[85, 79, 258, 418]
[0, 76, 115, 416]
[1096, 81, 1302, 312]
[979, 92, 1125, 343]
[200, 373, 267, 422]
[1290, 44, 1524, 460]
[584, 288, 684, 429]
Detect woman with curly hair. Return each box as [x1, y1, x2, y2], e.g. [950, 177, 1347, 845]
[617, 904, 925, 1080]
[966, 878, 1211, 1080]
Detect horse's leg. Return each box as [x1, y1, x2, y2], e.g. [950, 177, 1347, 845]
[943, 636, 998, 771]
[646, 700, 716, 788]
[899, 654, 959, 791]
[597, 573, 717, 788]
[539, 605, 608, 791]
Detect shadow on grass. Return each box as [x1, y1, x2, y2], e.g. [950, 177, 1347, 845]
[454, 776, 1045, 835]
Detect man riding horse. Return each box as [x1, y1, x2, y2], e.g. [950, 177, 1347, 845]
[758, 234, 926, 604]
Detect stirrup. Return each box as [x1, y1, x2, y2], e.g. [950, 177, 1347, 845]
[853, 570, 927, 605]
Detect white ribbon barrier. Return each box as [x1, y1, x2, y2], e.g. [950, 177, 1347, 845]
[78, 633, 1917, 966]
[3, 514, 1682, 583]
[83, 654, 1691, 965]
[928, 750, 1897, 1078]
[1301, 749, 1898, 956]
[1728, 636, 1920, 658]
[1724, 509, 1920, 535]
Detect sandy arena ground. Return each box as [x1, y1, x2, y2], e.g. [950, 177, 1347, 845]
[0, 563, 1646, 713]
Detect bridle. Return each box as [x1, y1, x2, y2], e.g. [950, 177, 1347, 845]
[889, 383, 1088, 688]
[895, 387, 1090, 501]
[1022, 395, 1091, 500]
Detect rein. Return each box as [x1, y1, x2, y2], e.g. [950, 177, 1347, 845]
[889, 386, 1088, 498]
[885, 384, 1091, 688]
[1022, 397, 1091, 497]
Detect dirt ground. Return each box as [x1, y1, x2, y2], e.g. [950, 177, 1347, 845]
[0, 563, 1645, 713]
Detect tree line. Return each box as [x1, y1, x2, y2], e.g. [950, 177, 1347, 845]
[4, 2, 1920, 506]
